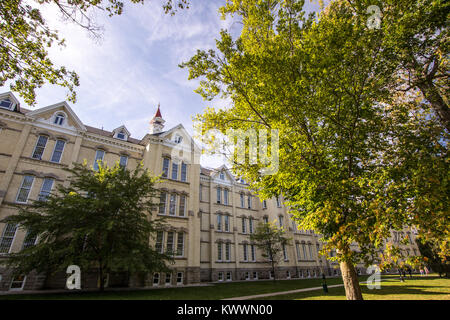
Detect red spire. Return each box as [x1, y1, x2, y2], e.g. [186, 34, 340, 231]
[154, 103, 162, 118]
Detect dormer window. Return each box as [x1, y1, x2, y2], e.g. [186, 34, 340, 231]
[219, 172, 225, 180]
[0, 99, 13, 110]
[54, 113, 65, 126]
[112, 126, 129, 141]
[174, 135, 182, 144]
[117, 131, 126, 140]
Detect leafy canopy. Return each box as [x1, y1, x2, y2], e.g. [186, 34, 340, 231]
[3, 161, 172, 287]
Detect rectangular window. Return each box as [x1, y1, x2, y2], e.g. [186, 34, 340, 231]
[181, 163, 187, 182]
[225, 243, 231, 261]
[226, 271, 232, 281]
[253, 271, 258, 280]
[223, 189, 229, 205]
[243, 244, 248, 261]
[240, 193, 245, 208]
[153, 273, 160, 286]
[176, 272, 183, 285]
[176, 233, 184, 256]
[302, 243, 307, 260]
[296, 243, 301, 260]
[159, 192, 167, 214]
[0, 223, 18, 254]
[178, 195, 186, 217]
[165, 273, 172, 286]
[263, 216, 269, 224]
[247, 195, 252, 209]
[283, 244, 288, 261]
[276, 196, 281, 207]
[16, 175, 34, 203]
[279, 215, 284, 228]
[119, 155, 128, 168]
[262, 200, 267, 209]
[38, 178, 54, 201]
[217, 187, 221, 204]
[32, 135, 48, 160]
[155, 231, 164, 253]
[224, 215, 229, 232]
[93, 150, 105, 171]
[169, 194, 176, 216]
[217, 243, 222, 261]
[217, 214, 222, 231]
[162, 158, 170, 178]
[50, 139, 65, 163]
[218, 272, 224, 281]
[242, 217, 247, 234]
[9, 275, 26, 291]
[166, 231, 175, 255]
[245, 272, 250, 280]
[308, 244, 313, 260]
[249, 218, 254, 234]
[22, 229, 38, 250]
[251, 245, 256, 261]
[199, 184, 203, 202]
[171, 162, 179, 180]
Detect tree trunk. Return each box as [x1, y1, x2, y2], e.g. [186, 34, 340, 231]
[339, 261, 363, 300]
[98, 265, 105, 292]
[418, 82, 450, 132]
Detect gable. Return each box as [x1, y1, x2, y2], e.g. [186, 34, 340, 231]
[26, 101, 86, 132]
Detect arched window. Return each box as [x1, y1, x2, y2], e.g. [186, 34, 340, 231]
[54, 113, 65, 125]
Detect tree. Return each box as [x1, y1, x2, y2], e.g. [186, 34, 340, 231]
[0, 0, 189, 105]
[2, 161, 172, 291]
[182, 0, 448, 299]
[249, 221, 290, 280]
[415, 239, 450, 278]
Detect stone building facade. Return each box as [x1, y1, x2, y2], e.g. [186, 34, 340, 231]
[0, 91, 421, 291]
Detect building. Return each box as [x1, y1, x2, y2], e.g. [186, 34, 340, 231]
[0, 91, 421, 291]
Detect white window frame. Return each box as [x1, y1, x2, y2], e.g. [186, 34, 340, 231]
[176, 232, 184, 257]
[243, 244, 248, 261]
[159, 192, 167, 215]
[223, 189, 229, 205]
[53, 113, 65, 126]
[218, 272, 224, 282]
[9, 275, 26, 291]
[165, 273, 172, 286]
[180, 162, 188, 182]
[119, 155, 128, 168]
[171, 162, 179, 180]
[253, 271, 258, 280]
[32, 135, 48, 160]
[217, 187, 222, 204]
[169, 194, 177, 216]
[162, 158, 170, 178]
[225, 242, 231, 261]
[93, 149, 105, 171]
[153, 273, 160, 286]
[178, 195, 186, 217]
[226, 271, 232, 281]
[176, 272, 184, 285]
[50, 139, 66, 163]
[38, 177, 54, 201]
[0, 223, 18, 254]
[16, 175, 35, 204]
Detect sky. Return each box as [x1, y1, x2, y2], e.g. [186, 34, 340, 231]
[4, 0, 322, 168]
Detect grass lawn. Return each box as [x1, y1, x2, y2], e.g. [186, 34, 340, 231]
[255, 275, 450, 300]
[0, 276, 355, 300]
[0, 274, 447, 300]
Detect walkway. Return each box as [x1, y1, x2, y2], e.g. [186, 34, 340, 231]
[222, 284, 346, 300]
